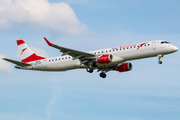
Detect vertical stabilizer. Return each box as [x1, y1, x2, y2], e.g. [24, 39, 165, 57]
[17, 40, 45, 63]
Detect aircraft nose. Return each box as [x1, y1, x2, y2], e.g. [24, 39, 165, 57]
[172, 46, 179, 51]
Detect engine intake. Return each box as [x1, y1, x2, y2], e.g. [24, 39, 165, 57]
[96, 54, 112, 64]
[117, 63, 132, 72]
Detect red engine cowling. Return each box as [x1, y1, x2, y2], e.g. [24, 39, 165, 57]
[117, 63, 132, 72]
[96, 54, 112, 64]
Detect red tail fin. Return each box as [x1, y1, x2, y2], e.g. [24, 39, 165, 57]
[21, 53, 45, 63]
[17, 40, 46, 63]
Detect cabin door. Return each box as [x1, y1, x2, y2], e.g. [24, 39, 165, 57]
[43, 59, 47, 67]
[152, 42, 156, 50]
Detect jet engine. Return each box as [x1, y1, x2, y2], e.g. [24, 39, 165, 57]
[117, 63, 132, 72]
[96, 54, 113, 64]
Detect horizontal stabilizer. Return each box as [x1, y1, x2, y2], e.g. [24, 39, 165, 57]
[2, 58, 32, 67]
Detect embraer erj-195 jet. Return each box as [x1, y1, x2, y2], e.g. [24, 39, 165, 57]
[3, 37, 178, 78]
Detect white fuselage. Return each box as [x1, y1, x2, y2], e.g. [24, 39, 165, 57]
[18, 40, 178, 71]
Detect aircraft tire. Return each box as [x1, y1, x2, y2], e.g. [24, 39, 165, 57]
[158, 61, 163, 64]
[100, 72, 106, 78]
[86, 67, 93, 73]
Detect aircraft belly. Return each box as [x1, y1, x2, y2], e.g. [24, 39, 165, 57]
[45, 60, 78, 71]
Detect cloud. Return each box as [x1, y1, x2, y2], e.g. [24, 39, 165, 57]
[0, 0, 89, 35]
[0, 54, 13, 73]
[61, 0, 90, 4]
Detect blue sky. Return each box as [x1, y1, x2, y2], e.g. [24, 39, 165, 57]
[0, 0, 180, 120]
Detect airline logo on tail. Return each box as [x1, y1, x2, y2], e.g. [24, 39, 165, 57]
[17, 40, 46, 63]
[21, 48, 27, 55]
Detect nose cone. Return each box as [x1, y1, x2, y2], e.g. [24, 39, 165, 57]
[172, 46, 179, 52]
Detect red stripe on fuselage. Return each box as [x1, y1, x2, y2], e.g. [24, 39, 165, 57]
[17, 40, 25, 46]
[22, 53, 45, 63]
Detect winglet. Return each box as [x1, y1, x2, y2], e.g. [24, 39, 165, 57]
[44, 37, 54, 46]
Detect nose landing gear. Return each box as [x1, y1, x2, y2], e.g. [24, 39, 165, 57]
[158, 54, 163, 64]
[86, 67, 107, 78]
[158, 61, 163, 64]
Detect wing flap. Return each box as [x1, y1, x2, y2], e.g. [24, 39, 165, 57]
[2, 58, 32, 67]
[52, 44, 94, 57]
[97, 66, 117, 73]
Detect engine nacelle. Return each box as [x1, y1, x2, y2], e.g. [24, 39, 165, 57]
[117, 63, 132, 72]
[96, 54, 112, 64]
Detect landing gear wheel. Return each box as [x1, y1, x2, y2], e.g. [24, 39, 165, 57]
[158, 61, 163, 64]
[86, 67, 93, 73]
[100, 72, 107, 78]
[158, 54, 163, 65]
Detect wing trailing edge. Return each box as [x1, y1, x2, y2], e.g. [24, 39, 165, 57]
[43, 37, 96, 66]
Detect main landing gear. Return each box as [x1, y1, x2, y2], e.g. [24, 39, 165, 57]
[158, 54, 163, 64]
[100, 72, 107, 78]
[86, 67, 107, 78]
[86, 67, 94, 73]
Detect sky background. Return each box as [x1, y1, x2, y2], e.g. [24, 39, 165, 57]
[0, 0, 180, 120]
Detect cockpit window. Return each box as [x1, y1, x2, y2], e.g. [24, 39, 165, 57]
[161, 41, 171, 44]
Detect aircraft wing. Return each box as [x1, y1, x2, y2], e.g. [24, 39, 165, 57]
[44, 37, 96, 65]
[2, 58, 31, 67]
[97, 65, 117, 72]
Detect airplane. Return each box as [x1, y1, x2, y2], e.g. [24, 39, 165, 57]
[2, 37, 178, 78]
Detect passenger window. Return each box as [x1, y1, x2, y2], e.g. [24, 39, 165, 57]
[49, 60, 51, 62]
[69, 57, 71, 59]
[59, 58, 60, 60]
[113, 50, 115, 52]
[127, 47, 128, 49]
[62, 58, 64, 60]
[98, 52, 100, 54]
[94, 53, 96, 54]
[123, 48, 125, 50]
[56, 59, 57, 61]
[148, 44, 150, 46]
[102, 51, 103, 53]
[134, 46, 136, 48]
[65, 57, 67, 59]
[109, 50, 111, 52]
[130, 47, 132, 49]
[106, 51, 108, 52]
[52, 59, 54, 61]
